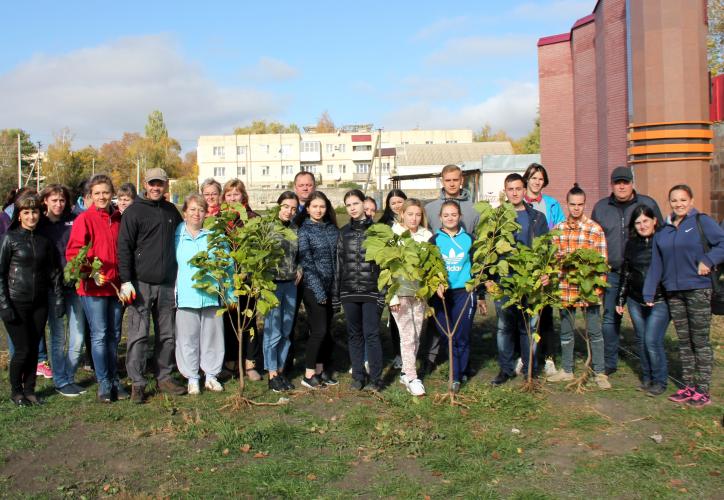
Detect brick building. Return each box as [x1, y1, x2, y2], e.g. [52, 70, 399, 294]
[538, 0, 713, 215]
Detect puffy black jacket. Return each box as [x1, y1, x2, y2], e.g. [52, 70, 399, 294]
[117, 197, 182, 285]
[0, 228, 63, 314]
[617, 234, 665, 306]
[333, 218, 383, 305]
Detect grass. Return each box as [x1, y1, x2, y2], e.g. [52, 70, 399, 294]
[0, 307, 721, 498]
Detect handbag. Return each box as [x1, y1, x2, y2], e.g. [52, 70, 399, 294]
[695, 214, 724, 315]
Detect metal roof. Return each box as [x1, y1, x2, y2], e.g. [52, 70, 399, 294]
[395, 142, 514, 166]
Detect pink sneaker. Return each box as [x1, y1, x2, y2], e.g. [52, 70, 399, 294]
[686, 392, 711, 408]
[36, 361, 53, 379]
[668, 386, 695, 403]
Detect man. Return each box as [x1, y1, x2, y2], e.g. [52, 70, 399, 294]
[118, 168, 184, 403]
[548, 184, 611, 389]
[591, 166, 662, 375]
[292, 171, 316, 227]
[425, 164, 480, 233]
[491, 173, 548, 386]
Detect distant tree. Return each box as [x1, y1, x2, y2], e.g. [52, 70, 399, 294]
[43, 129, 97, 189]
[145, 110, 169, 142]
[178, 150, 198, 179]
[513, 116, 540, 154]
[315, 111, 335, 133]
[98, 132, 145, 187]
[473, 123, 514, 143]
[143, 110, 182, 176]
[233, 120, 300, 135]
[710, 0, 724, 76]
[0, 129, 36, 196]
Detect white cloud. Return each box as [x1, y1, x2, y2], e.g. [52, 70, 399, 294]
[510, 1, 591, 20]
[391, 76, 468, 101]
[0, 35, 286, 148]
[411, 16, 470, 41]
[426, 35, 537, 66]
[241, 56, 299, 82]
[383, 82, 538, 138]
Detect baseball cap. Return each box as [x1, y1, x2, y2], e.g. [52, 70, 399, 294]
[610, 166, 633, 183]
[145, 167, 168, 183]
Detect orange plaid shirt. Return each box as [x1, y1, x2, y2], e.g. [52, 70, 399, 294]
[552, 215, 608, 307]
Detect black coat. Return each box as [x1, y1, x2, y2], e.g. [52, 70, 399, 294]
[0, 227, 64, 316]
[333, 218, 383, 305]
[617, 234, 665, 306]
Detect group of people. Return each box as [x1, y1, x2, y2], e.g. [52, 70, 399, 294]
[0, 162, 720, 408]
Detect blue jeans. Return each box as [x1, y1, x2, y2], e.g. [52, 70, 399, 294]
[602, 271, 622, 371]
[81, 296, 122, 393]
[559, 305, 604, 374]
[627, 299, 669, 386]
[495, 300, 538, 376]
[262, 281, 297, 372]
[48, 289, 87, 388]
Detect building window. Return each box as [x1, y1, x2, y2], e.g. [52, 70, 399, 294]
[325, 144, 334, 153]
[401, 141, 409, 145]
[259, 144, 270, 154]
[213, 167, 225, 177]
[283, 165, 294, 175]
[213, 146, 225, 156]
[445, 140, 457, 144]
[338, 144, 346, 153]
[301, 141, 320, 153]
[382, 162, 390, 173]
[355, 163, 370, 174]
[425, 140, 433, 144]
[353, 145, 372, 152]
[236, 145, 247, 155]
[237, 166, 245, 176]
[327, 164, 334, 174]
[261, 165, 270, 176]
[339, 164, 346, 173]
[301, 164, 317, 174]
[280, 144, 292, 155]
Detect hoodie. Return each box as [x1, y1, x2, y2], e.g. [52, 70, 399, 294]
[425, 187, 480, 235]
[430, 227, 473, 290]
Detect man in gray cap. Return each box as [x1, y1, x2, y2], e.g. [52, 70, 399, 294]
[591, 166, 663, 375]
[117, 167, 184, 402]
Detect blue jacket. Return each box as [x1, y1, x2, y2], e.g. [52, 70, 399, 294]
[298, 218, 339, 303]
[542, 194, 565, 229]
[431, 228, 473, 290]
[643, 209, 724, 302]
[515, 202, 549, 246]
[174, 222, 229, 309]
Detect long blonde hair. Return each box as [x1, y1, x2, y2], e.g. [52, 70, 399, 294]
[399, 198, 428, 230]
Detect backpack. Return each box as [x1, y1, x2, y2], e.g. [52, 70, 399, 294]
[695, 214, 724, 315]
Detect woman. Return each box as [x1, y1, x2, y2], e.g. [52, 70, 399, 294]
[390, 199, 433, 396]
[220, 179, 262, 381]
[200, 178, 222, 218]
[0, 194, 64, 406]
[37, 184, 88, 397]
[378, 189, 407, 369]
[616, 205, 668, 396]
[66, 174, 124, 403]
[335, 190, 385, 392]
[174, 194, 226, 395]
[264, 191, 302, 392]
[431, 200, 486, 393]
[644, 185, 724, 407]
[298, 191, 339, 389]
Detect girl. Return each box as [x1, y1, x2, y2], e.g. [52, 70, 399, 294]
[264, 191, 302, 392]
[644, 185, 724, 407]
[297, 191, 339, 389]
[390, 199, 433, 396]
[431, 200, 486, 393]
[0, 194, 64, 406]
[66, 174, 124, 403]
[220, 179, 262, 381]
[616, 205, 668, 396]
[174, 194, 226, 395]
[335, 190, 385, 392]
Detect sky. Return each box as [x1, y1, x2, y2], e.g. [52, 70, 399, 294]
[0, 0, 594, 153]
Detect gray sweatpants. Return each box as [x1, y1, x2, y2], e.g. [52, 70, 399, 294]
[175, 307, 224, 381]
[125, 281, 176, 387]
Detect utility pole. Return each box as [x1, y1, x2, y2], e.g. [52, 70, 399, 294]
[17, 134, 21, 188]
[136, 158, 140, 189]
[92, 157, 95, 176]
[36, 141, 42, 191]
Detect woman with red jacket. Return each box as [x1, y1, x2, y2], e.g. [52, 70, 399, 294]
[66, 174, 124, 403]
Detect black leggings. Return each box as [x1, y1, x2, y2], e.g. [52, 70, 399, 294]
[223, 297, 261, 368]
[302, 288, 334, 370]
[3, 300, 48, 396]
[389, 309, 401, 357]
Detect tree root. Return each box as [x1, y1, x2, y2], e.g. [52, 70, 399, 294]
[520, 378, 543, 393]
[220, 392, 290, 411]
[565, 368, 594, 394]
[432, 392, 477, 408]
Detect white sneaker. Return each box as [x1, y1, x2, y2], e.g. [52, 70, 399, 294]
[188, 379, 200, 395]
[399, 373, 411, 386]
[407, 378, 426, 397]
[544, 358, 557, 377]
[392, 355, 403, 369]
[515, 357, 524, 376]
[204, 376, 224, 392]
[547, 370, 574, 382]
[364, 361, 370, 374]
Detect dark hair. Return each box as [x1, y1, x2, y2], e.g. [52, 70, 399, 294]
[10, 193, 41, 230]
[88, 174, 115, 195]
[117, 182, 137, 199]
[439, 199, 461, 216]
[668, 184, 693, 199]
[294, 171, 316, 185]
[522, 163, 549, 188]
[363, 196, 377, 209]
[378, 189, 407, 225]
[277, 191, 299, 204]
[566, 183, 586, 201]
[628, 204, 658, 238]
[504, 173, 525, 187]
[39, 184, 72, 216]
[343, 189, 365, 204]
[305, 191, 337, 226]
[3, 187, 33, 210]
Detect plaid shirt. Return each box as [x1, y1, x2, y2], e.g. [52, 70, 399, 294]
[552, 215, 608, 307]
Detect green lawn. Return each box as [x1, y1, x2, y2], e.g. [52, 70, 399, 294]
[0, 307, 721, 498]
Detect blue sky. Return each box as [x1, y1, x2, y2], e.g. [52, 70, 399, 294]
[0, 0, 593, 152]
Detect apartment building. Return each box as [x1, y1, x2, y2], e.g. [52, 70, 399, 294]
[197, 127, 474, 189]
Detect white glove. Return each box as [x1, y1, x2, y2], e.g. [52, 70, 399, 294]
[120, 282, 137, 304]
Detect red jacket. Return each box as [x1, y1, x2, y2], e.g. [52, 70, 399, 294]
[66, 205, 122, 297]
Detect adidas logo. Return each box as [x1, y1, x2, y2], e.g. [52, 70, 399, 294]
[443, 248, 465, 271]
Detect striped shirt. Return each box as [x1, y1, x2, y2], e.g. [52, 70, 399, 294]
[552, 215, 608, 307]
